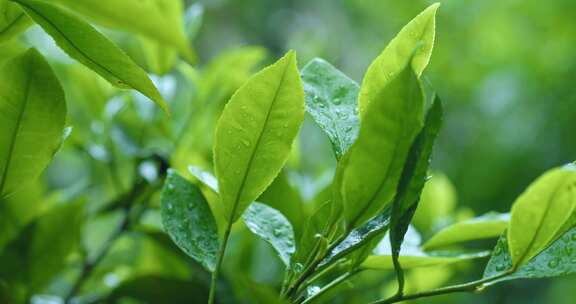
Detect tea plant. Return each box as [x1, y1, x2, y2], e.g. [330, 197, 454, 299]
[0, 1, 574, 304]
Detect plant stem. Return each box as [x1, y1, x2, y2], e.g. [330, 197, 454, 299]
[299, 269, 362, 304]
[369, 270, 514, 304]
[208, 221, 233, 304]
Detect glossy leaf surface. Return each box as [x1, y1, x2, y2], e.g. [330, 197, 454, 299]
[0, 48, 66, 198]
[358, 3, 438, 114]
[243, 202, 296, 266]
[214, 51, 305, 223]
[507, 165, 576, 267]
[301, 58, 360, 159]
[484, 227, 576, 281]
[339, 60, 425, 228]
[160, 170, 220, 272]
[15, 0, 168, 112]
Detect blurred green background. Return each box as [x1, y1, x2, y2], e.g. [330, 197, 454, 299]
[191, 0, 576, 303]
[2, 0, 575, 303]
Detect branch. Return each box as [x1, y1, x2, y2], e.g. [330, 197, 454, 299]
[369, 270, 514, 304]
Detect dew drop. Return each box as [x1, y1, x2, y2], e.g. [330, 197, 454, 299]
[571, 233, 576, 242]
[495, 263, 506, 272]
[548, 258, 559, 269]
[241, 139, 251, 147]
[273, 228, 282, 237]
[333, 98, 341, 105]
[307, 286, 321, 296]
[293, 263, 304, 273]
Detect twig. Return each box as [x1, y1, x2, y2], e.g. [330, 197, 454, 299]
[63, 179, 158, 303]
[369, 270, 514, 304]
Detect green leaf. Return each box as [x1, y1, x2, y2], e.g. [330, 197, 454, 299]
[301, 58, 360, 159]
[389, 97, 443, 291]
[242, 202, 296, 266]
[363, 226, 488, 270]
[319, 209, 391, 268]
[47, 0, 195, 62]
[358, 3, 439, 114]
[339, 57, 425, 229]
[484, 227, 576, 281]
[160, 170, 220, 272]
[13, 0, 169, 113]
[422, 213, 509, 250]
[362, 251, 488, 270]
[214, 50, 305, 223]
[0, 48, 66, 198]
[0, 0, 31, 42]
[0, 200, 84, 293]
[507, 164, 576, 267]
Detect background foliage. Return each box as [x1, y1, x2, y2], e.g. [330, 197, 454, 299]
[1, 0, 575, 303]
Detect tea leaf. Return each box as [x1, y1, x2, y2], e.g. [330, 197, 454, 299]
[301, 58, 360, 159]
[362, 251, 488, 270]
[214, 51, 304, 223]
[339, 59, 425, 229]
[0, 48, 66, 198]
[0, 1, 31, 42]
[14, 0, 168, 113]
[47, 0, 195, 62]
[160, 170, 220, 272]
[243, 202, 296, 266]
[484, 227, 576, 281]
[320, 209, 391, 268]
[389, 97, 442, 291]
[358, 3, 438, 114]
[507, 165, 576, 267]
[423, 213, 509, 250]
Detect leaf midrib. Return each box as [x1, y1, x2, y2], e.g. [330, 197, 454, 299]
[228, 58, 291, 222]
[0, 11, 26, 36]
[15, 1, 133, 89]
[0, 55, 33, 196]
[514, 180, 569, 266]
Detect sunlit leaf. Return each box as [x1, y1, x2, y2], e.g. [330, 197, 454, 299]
[339, 58, 425, 229]
[507, 164, 576, 267]
[362, 251, 488, 271]
[214, 51, 305, 223]
[160, 170, 220, 272]
[301, 58, 360, 159]
[47, 0, 195, 62]
[0, 0, 31, 42]
[358, 3, 438, 114]
[14, 0, 169, 112]
[423, 212, 509, 250]
[243, 202, 296, 266]
[0, 48, 66, 198]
